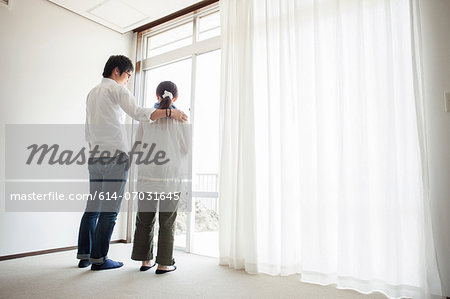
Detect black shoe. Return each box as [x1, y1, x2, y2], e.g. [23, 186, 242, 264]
[78, 259, 91, 268]
[155, 265, 177, 274]
[140, 263, 156, 271]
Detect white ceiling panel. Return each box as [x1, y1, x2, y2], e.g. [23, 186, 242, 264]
[89, 0, 146, 28]
[47, 0, 202, 34]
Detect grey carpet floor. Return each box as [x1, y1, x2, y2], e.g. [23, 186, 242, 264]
[0, 243, 389, 299]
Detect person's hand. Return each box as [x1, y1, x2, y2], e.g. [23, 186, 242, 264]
[171, 109, 188, 122]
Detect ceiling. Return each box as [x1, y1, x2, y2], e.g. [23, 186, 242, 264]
[48, 0, 202, 34]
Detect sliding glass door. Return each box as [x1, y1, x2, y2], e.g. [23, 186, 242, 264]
[142, 57, 193, 250]
[191, 49, 220, 257]
[132, 4, 220, 256]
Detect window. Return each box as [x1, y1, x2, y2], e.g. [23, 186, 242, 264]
[191, 49, 220, 256]
[197, 11, 221, 41]
[146, 22, 193, 58]
[133, 3, 220, 257]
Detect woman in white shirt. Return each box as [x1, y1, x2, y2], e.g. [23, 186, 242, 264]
[131, 81, 191, 274]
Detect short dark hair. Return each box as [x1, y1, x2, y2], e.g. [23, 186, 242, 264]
[102, 55, 134, 78]
[156, 81, 178, 109]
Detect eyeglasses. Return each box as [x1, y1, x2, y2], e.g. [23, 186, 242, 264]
[124, 71, 132, 78]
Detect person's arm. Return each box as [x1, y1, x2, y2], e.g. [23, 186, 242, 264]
[117, 88, 155, 122]
[150, 108, 188, 122]
[85, 121, 91, 149]
[117, 88, 188, 122]
[85, 96, 91, 150]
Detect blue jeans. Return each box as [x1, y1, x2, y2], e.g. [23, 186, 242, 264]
[77, 153, 129, 264]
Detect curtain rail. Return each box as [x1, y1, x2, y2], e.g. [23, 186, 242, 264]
[133, 0, 219, 33]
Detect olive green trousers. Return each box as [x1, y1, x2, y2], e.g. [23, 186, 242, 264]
[131, 210, 177, 266]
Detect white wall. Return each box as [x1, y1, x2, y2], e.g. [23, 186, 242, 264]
[419, 0, 450, 296]
[0, 0, 134, 256]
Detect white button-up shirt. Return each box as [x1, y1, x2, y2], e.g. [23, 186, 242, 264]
[85, 78, 155, 157]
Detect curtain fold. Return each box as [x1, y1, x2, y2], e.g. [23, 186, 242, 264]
[219, 0, 442, 298]
[218, 0, 258, 272]
[408, 0, 443, 295]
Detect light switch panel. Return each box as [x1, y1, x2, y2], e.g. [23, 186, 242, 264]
[446, 92, 450, 113]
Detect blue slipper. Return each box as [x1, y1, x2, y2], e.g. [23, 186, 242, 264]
[91, 259, 123, 271]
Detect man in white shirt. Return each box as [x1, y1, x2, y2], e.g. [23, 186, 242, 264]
[77, 55, 187, 270]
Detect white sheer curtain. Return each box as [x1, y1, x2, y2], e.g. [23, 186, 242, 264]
[218, 0, 442, 298]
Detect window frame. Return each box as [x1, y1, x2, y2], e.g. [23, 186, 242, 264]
[128, 3, 221, 254]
